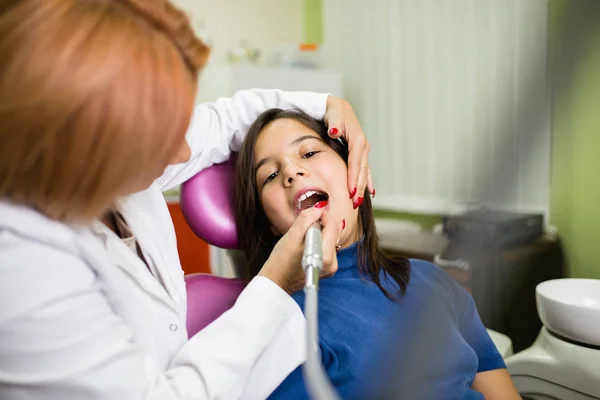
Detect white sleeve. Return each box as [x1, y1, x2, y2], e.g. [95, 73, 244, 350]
[0, 238, 305, 400]
[157, 89, 330, 192]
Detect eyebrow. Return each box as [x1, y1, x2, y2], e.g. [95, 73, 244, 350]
[255, 135, 323, 171]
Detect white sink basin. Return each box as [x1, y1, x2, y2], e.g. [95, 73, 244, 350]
[536, 279, 600, 346]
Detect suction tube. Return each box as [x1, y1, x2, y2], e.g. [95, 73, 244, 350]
[302, 223, 341, 400]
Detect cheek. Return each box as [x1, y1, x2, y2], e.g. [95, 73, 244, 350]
[320, 158, 355, 217]
[324, 159, 350, 196]
[260, 187, 294, 235]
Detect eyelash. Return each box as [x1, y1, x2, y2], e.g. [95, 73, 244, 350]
[262, 151, 320, 185]
[264, 172, 277, 184]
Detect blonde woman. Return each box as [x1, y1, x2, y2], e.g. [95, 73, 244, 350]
[0, 1, 374, 399]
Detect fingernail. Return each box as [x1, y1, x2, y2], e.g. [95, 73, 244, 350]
[349, 187, 357, 199]
[342, 219, 346, 230]
[328, 127, 338, 136]
[371, 189, 376, 198]
[314, 201, 328, 209]
[353, 196, 364, 209]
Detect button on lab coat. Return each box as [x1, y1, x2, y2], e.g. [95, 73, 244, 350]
[0, 89, 329, 400]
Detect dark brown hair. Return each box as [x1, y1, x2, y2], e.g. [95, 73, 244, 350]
[235, 108, 411, 299]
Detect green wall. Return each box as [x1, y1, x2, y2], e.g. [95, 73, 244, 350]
[303, 0, 322, 44]
[549, 0, 600, 278]
[304, 0, 600, 278]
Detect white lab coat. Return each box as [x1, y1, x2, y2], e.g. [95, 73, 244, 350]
[0, 89, 329, 400]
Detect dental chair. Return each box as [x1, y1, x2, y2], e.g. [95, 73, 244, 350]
[180, 156, 246, 337]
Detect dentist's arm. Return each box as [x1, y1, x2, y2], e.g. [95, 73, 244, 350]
[0, 208, 333, 400]
[0, 243, 301, 400]
[157, 89, 373, 203]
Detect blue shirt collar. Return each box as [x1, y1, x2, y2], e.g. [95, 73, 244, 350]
[336, 240, 360, 271]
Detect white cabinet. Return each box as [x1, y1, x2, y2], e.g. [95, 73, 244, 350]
[195, 65, 344, 104]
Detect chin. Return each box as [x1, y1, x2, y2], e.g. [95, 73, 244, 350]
[271, 215, 296, 237]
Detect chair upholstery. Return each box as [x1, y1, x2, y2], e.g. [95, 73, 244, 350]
[179, 156, 247, 337]
[180, 155, 239, 249]
[184, 273, 246, 337]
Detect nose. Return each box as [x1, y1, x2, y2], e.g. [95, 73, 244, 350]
[282, 161, 307, 186]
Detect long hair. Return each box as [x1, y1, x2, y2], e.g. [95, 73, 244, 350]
[235, 109, 411, 299]
[0, 0, 209, 222]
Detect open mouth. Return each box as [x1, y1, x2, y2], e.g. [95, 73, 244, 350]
[296, 190, 329, 213]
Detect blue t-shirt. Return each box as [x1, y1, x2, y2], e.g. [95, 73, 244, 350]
[268, 242, 505, 400]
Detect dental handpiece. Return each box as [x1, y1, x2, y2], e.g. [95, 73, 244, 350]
[302, 222, 323, 289]
[302, 222, 341, 400]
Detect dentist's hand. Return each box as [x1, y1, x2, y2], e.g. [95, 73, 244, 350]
[258, 205, 343, 294]
[324, 96, 374, 207]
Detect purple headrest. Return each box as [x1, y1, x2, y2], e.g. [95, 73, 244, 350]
[180, 156, 238, 249]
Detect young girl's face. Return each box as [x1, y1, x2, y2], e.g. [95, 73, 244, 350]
[254, 118, 359, 246]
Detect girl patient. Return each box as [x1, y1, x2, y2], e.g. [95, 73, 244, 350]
[235, 109, 521, 399]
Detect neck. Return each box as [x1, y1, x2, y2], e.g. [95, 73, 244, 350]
[338, 217, 361, 250]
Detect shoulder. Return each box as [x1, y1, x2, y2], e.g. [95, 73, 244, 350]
[0, 225, 91, 273]
[408, 258, 459, 290]
[0, 201, 79, 249]
[406, 258, 470, 315]
[0, 205, 98, 322]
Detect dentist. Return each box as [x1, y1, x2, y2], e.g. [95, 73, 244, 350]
[0, 1, 373, 399]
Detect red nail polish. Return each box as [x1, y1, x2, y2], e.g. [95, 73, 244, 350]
[349, 187, 357, 199]
[342, 219, 346, 230]
[314, 201, 328, 209]
[329, 127, 338, 136]
[353, 196, 364, 209]
[371, 189, 376, 198]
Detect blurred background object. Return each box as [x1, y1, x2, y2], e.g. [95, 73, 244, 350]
[272, 43, 324, 68]
[226, 40, 261, 65]
[172, 0, 306, 67]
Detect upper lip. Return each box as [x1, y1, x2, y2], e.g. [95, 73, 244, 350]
[293, 187, 328, 214]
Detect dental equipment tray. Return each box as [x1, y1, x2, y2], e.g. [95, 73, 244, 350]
[442, 210, 544, 246]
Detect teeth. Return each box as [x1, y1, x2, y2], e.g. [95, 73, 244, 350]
[296, 190, 325, 210]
